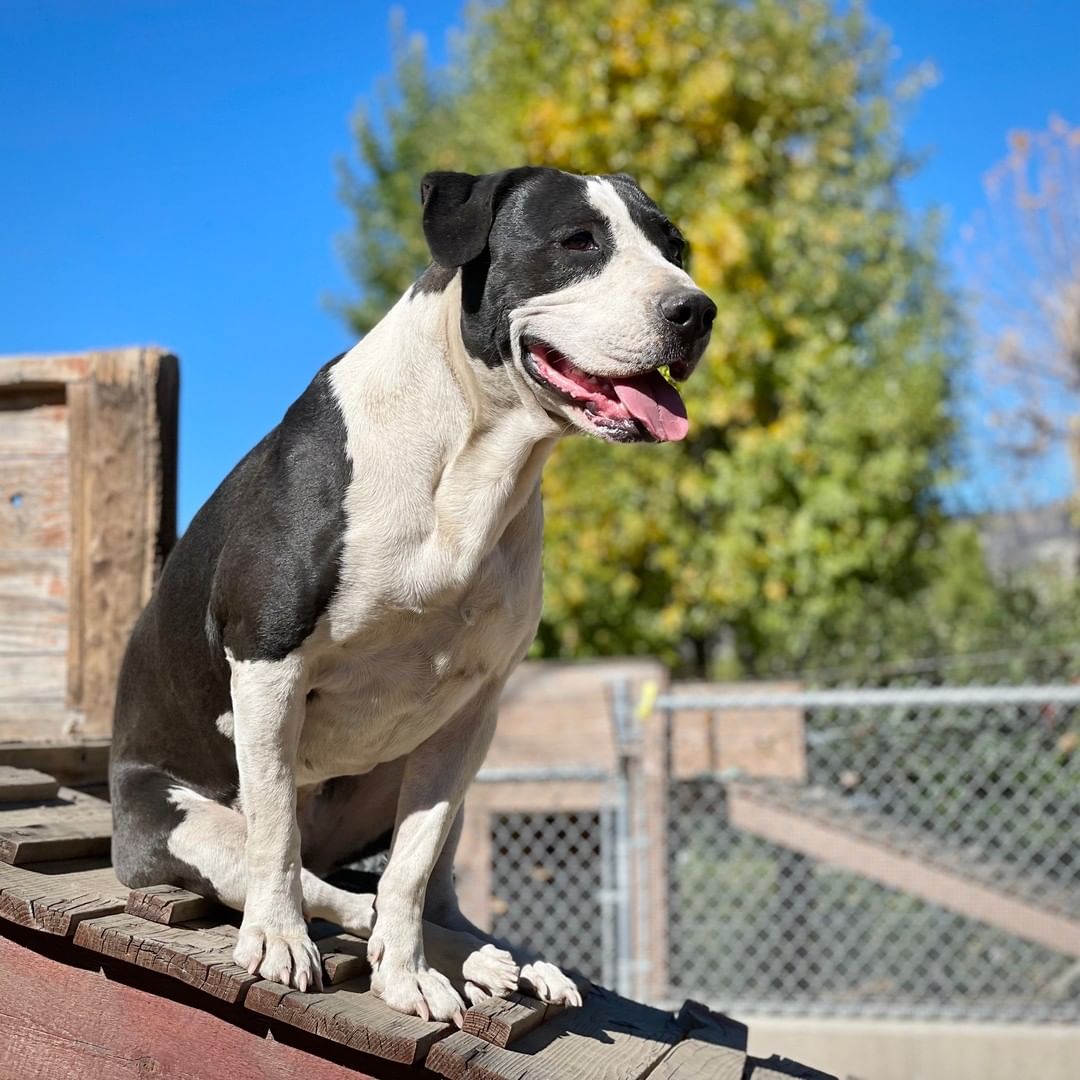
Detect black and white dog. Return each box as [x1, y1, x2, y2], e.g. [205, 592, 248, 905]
[111, 167, 715, 1022]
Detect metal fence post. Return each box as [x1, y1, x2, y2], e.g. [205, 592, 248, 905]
[609, 677, 637, 999]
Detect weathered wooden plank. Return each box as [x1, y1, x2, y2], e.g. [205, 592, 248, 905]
[427, 986, 681, 1080]
[0, 454, 69, 551]
[462, 991, 551, 1048]
[645, 999, 748, 1078]
[0, 764, 59, 803]
[745, 1056, 837, 1080]
[0, 552, 68, 656]
[246, 976, 450, 1066]
[0, 804, 112, 863]
[649, 1039, 746, 1080]
[0, 929, 384, 1080]
[0, 392, 68, 458]
[0, 736, 110, 786]
[74, 912, 257, 1004]
[66, 348, 179, 734]
[0, 654, 68, 707]
[0, 861, 127, 934]
[0, 786, 108, 825]
[0, 353, 93, 384]
[316, 932, 369, 985]
[125, 883, 214, 925]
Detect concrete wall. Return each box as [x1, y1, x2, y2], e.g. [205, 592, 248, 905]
[743, 1015, 1080, 1080]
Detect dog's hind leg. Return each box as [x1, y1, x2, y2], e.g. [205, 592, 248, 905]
[112, 766, 516, 999]
[425, 806, 584, 1007]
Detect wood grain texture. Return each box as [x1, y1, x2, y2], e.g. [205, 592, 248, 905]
[126, 883, 214, 925]
[0, 347, 178, 739]
[0, 454, 69, 552]
[649, 1038, 747, 1080]
[0, 929, 385, 1080]
[74, 912, 256, 1004]
[316, 931, 370, 985]
[66, 348, 179, 734]
[0, 736, 110, 786]
[0, 764, 59, 803]
[245, 976, 451, 1065]
[0, 804, 112, 863]
[0, 861, 127, 934]
[0, 553, 67, 656]
[427, 987, 681, 1080]
[462, 991, 552, 1047]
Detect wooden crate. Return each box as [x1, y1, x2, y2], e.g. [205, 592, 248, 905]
[0, 348, 178, 740]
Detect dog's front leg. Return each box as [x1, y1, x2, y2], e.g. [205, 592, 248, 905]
[368, 704, 497, 1022]
[228, 652, 322, 992]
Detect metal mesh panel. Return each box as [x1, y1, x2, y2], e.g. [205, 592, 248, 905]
[478, 687, 1079, 1021]
[489, 810, 605, 982]
[666, 696, 1080, 1020]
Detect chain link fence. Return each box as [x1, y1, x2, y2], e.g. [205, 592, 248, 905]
[480, 683, 1080, 1022]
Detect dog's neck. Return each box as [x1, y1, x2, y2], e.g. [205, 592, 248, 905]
[331, 274, 562, 588]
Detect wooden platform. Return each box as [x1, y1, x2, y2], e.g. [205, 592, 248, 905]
[0, 764, 835, 1079]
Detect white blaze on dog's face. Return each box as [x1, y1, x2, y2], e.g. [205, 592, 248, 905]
[418, 167, 716, 443]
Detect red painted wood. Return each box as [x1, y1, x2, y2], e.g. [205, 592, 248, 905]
[0, 929, 391, 1080]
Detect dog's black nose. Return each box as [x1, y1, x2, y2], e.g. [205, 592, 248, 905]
[660, 290, 717, 341]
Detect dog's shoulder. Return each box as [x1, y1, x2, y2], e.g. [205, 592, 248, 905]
[203, 353, 353, 664]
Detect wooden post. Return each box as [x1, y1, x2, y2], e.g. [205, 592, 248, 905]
[0, 348, 178, 739]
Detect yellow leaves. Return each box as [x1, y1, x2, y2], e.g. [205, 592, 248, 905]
[676, 57, 734, 112]
[764, 579, 789, 602]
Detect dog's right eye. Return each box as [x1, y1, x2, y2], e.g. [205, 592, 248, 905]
[561, 231, 598, 251]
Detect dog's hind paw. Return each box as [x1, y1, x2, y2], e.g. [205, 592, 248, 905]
[461, 942, 519, 999]
[519, 960, 584, 1007]
[234, 921, 323, 993]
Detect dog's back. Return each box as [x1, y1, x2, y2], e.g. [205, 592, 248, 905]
[110, 356, 350, 884]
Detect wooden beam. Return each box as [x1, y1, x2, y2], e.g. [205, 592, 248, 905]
[462, 991, 553, 1047]
[75, 912, 256, 1004]
[0, 861, 127, 935]
[0, 764, 59, 803]
[0, 805, 112, 864]
[427, 986, 681, 1080]
[727, 784, 1080, 958]
[0, 736, 110, 787]
[245, 977, 450, 1066]
[126, 883, 214, 925]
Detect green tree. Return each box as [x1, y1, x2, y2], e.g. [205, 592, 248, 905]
[340, 0, 968, 676]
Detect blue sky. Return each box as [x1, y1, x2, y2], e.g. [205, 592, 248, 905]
[2, 0, 1079, 525]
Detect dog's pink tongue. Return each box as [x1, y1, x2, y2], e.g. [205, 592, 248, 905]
[610, 371, 689, 442]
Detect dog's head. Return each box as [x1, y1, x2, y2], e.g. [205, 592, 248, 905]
[419, 167, 715, 443]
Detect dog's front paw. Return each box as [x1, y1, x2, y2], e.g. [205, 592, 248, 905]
[371, 958, 465, 1024]
[520, 960, 584, 1007]
[234, 920, 323, 992]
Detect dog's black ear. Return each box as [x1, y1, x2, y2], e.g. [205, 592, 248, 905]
[420, 168, 535, 268]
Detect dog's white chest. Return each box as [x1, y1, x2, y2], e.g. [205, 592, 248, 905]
[295, 497, 543, 784]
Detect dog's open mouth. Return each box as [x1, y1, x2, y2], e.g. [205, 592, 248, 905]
[524, 342, 689, 442]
